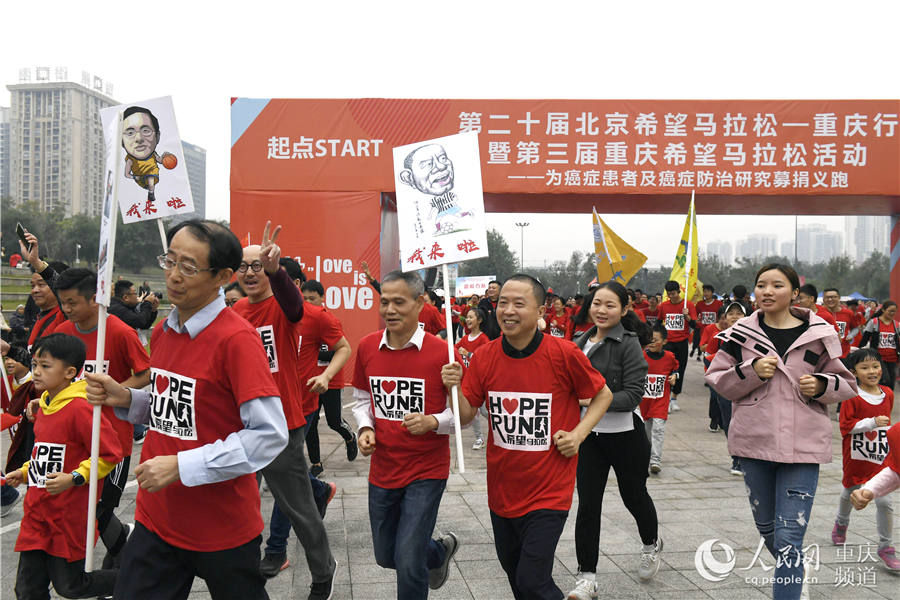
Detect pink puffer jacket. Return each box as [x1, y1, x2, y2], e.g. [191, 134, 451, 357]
[705, 307, 857, 464]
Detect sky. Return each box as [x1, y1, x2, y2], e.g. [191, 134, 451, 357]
[3, 1, 898, 267]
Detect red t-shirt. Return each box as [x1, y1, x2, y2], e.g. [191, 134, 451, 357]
[137, 308, 280, 552]
[696, 299, 723, 332]
[839, 387, 894, 487]
[232, 295, 306, 429]
[545, 312, 570, 339]
[353, 331, 460, 489]
[639, 350, 679, 420]
[298, 304, 345, 413]
[811, 305, 836, 327]
[641, 307, 660, 326]
[419, 302, 446, 336]
[633, 300, 650, 312]
[884, 422, 900, 476]
[566, 319, 594, 340]
[824, 306, 859, 358]
[455, 331, 490, 368]
[15, 393, 122, 561]
[873, 319, 899, 363]
[656, 301, 697, 343]
[700, 323, 723, 363]
[55, 315, 151, 457]
[28, 305, 64, 350]
[461, 334, 607, 518]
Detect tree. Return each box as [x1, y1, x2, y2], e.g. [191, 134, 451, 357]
[458, 229, 518, 282]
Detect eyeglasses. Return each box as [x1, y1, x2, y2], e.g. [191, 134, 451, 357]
[123, 126, 156, 139]
[237, 261, 264, 273]
[157, 255, 215, 277]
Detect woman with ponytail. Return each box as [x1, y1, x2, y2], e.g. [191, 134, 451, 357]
[566, 281, 661, 600]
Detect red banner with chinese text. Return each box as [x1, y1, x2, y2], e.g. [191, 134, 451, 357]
[231, 99, 900, 197]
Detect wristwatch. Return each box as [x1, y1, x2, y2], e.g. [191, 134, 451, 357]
[70, 471, 86, 486]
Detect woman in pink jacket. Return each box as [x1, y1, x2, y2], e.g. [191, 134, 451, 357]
[706, 264, 857, 600]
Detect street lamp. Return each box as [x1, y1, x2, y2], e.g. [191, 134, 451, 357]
[75, 243, 81, 265]
[515, 222, 530, 269]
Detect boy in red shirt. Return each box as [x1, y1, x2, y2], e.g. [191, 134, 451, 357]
[821, 288, 860, 358]
[658, 281, 697, 412]
[693, 285, 723, 361]
[7, 333, 123, 598]
[445, 274, 613, 600]
[796, 284, 837, 329]
[54, 267, 151, 569]
[352, 270, 461, 598]
[832, 348, 899, 570]
[701, 302, 747, 474]
[641, 294, 661, 327]
[640, 324, 678, 474]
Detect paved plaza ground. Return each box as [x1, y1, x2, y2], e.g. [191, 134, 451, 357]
[2, 358, 899, 599]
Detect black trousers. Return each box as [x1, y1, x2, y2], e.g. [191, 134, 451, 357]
[98, 455, 130, 564]
[880, 360, 897, 390]
[114, 522, 267, 600]
[15, 550, 116, 599]
[664, 339, 689, 395]
[305, 388, 354, 464]
[574, 413, 659, 573]
[490, 509, 568, 600]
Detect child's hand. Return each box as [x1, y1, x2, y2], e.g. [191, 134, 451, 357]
[5, 469, 24, 487]
[668, 374, 677, 385]
[44, 472, 74, 495]
[874, 415, 891, 427]
[25, 399, 40, 422]
[850, 488, 874, 510]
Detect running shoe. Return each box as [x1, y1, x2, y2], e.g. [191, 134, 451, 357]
[260, 553, 290, 578]
[428, 532, 459, 589]
[638, 537, 663, 581]
[566, 574, 598, 600]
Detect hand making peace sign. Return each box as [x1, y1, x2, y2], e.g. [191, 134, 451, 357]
[259, 220, 283, 276]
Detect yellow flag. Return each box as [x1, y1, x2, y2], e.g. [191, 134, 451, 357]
[669, 195, 703, 300]
[593, 209, 647, 286]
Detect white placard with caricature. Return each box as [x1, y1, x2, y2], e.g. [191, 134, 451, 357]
[100, 96, 194, 224]
[393, 132, 488, 272]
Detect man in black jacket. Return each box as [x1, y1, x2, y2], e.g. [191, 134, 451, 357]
[109, 279, 159, 330]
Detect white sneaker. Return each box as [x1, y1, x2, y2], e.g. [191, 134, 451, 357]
[567, 575, 598, 600]
[638, 537, 663, 581]
[472, 437, 484, 450]
[669, 398, 681, 413]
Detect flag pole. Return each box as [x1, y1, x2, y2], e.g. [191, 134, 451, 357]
[442, 263, 465, 473]
[85, 111, 124, 571]
[684, 191, 694, 311]
[157, 220, 168, 253]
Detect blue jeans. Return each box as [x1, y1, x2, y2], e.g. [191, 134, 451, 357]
[264, 422, 329, 556]
[740, 458, 819, 600]
[1, 481, 19, 505]
[369, 479, 447, 599]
